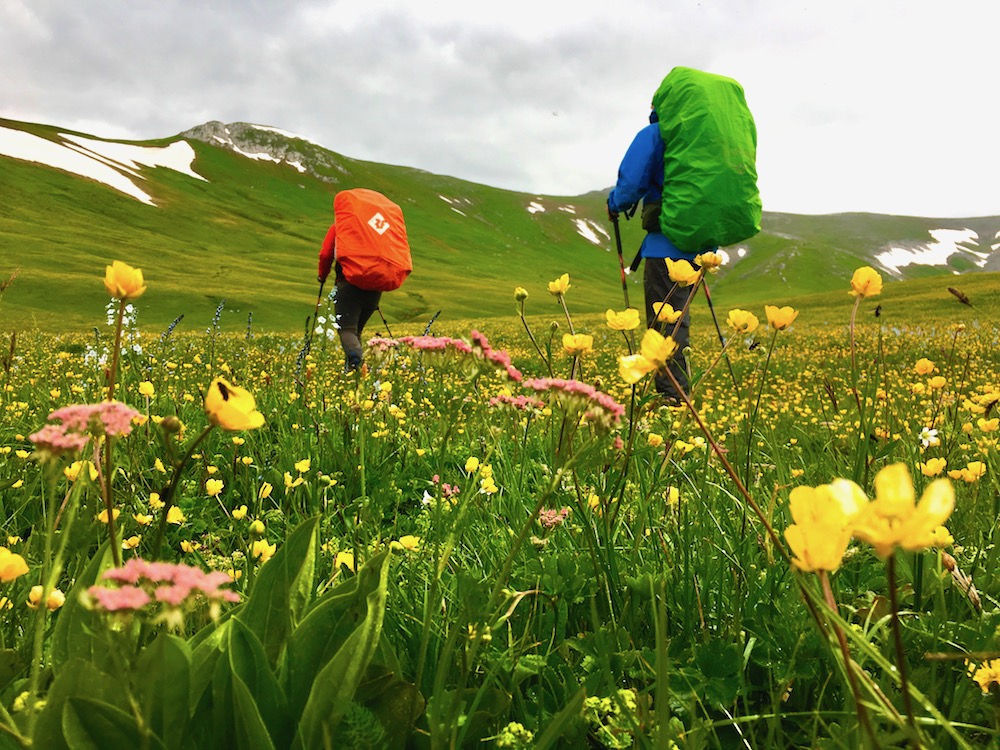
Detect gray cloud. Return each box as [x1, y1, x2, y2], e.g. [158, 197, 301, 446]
[3, 0, 999, 217]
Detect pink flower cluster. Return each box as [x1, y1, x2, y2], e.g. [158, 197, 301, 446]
[432, 474, 461, 499]
[521, 378, 625, 425]
[488, 393, 546, 411]
[399, 335, 473, 354]
[88, 558, 240, 612]
[538, 506, 571, 530]
[470, 330, 523, 382]
[29, 401, 141, 455]
[366, 337, 400, 352]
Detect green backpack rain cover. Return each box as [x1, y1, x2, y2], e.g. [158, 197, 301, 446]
[653, 66, 762, 252]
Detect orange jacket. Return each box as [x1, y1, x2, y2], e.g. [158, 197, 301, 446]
[317, 223, 337, 282]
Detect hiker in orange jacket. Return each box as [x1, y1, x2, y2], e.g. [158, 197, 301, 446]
[318, 223, 381, 371]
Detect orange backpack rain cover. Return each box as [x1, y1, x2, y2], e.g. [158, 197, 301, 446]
[334, 188, 412, 292]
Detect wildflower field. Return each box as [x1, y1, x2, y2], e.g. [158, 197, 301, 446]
[0, 260, 998, 749]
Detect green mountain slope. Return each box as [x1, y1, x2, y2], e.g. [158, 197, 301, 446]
[1, 116, 997, 333]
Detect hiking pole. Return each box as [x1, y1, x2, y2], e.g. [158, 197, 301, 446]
[376, 306, 394, 339]
[304, 279, 326, 356]
[702, 279, 739, 391]
[610, 214, 631, 310]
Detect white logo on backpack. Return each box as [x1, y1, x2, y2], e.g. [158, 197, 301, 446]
[368, 212, 390, 235]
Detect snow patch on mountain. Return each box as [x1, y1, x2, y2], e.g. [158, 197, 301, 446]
[875, 228, 989, 274]
[527, 200, 545, 214]
[0, 125, 205, 206]
[574, 218, 609, 246]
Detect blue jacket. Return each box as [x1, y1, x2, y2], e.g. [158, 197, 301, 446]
[607, 114, 697, 261]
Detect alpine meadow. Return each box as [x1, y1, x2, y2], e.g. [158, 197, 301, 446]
[1, 115, 1000, 749]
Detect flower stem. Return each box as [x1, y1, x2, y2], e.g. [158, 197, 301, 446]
[151, 425, 215, 560]
[107, 298, 126, 403]
[887, 554, 922, 748]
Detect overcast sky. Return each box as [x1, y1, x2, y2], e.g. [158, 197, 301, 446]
[2, 0, 998, 218]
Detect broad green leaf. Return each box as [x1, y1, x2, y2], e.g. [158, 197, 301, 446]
[62, 696, 166, 750]
[134, 632, 192, 750]
[292, 548, 391, 750]
[189, 619, 230, 716]
[32, 658, 126, 750]
[232, 676, 278, 750]
[236, 515, 319, 666]
[533, 687, 586, 750]
[228, 618, 290, 741]
[50, 543, 115, 670]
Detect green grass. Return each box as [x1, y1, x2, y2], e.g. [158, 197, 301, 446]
[1, 116, 997, 334]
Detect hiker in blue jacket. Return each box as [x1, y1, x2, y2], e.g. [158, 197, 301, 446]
[607, 108, 699, 403]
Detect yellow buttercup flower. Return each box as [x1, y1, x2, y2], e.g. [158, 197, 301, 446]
[616, 353, 653, 385]
[205, 478, 224, 497]
[784, 480, 866, 573]
[514, 287, 529, 302]
[764, 305, 799, 331]
[562, 333, 594, 356]
[252, 539, 276, 564]
[166, 506, 186, 525]
[849, 266, 883, 298]
[391, 535, 421, 552]
[919, 457, 947, 477]
[232, 505, 248, 520]
[665, 258, 700, 286]
[726, 309, 759, 335]
[547, 273, 571, 296]
[465, 456, 480, 474]
[605, 308, 640, 331]
[695, 251, 724, 272]
[294, 458, 311, 473]
[104, 260, 147, 300]
[914, 358, 935, 376]
[851, 463, 955, 558]
[639, 328, 678, 366]
[204, 377, 265, 431]
[334, 551, 356, 572]
[652, 301, 683, 324]
[0, 548, 29, 582]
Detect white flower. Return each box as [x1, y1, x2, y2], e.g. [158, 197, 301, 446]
[919, 427, 940, 448]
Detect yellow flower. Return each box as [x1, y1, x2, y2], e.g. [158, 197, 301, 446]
[133, 513, 153, 526]
[851, 463, 955, 558]
[977, 418, 999, 433]
[180, 540, 201, 553]
[259, 482, 273, 500]
[919, 457, 947, 477]
[514, 287, 529, 302]
[929, 526, 954, 548]
[605, 308, 640, 331]
[103, 260, 147, 300]
[0, 548, 29, 582]
[647, 432, 664, 448]
[204, 377, 265, 431]
[948, 461, 986, 483]
[973, 659, 1000, 693]
[138, 381, 155, 398]
[652, 301, 683, 324]
[334, 551, 356, 572]
[913, 358, 935, 376]
[154, 458, 167, 473]
[695, 251, 724, 272]
[391, 535, 421, 552]
[284, 472, 304, 489]
[639, 328, 678, 366]
[27, 586, 65, 611]
[618, 354, 655, 385]
[666, 486, 680, 506]
[784, 479, 866, 573]
[547, 273, 571, 296]
[149, 492, 164, 509]
[726, 309, 759, 335]
[665, 258, 700, 286]
[465, 456, 480, 474]
[294, 458, 311, 473]
[232, 505, 248, 520]
[121, 535, 141, 550]
[928, 375, 947, 390]
[562, 333, 594, 356]
[205, 478, 224, 497]
[252, 539, 276, 564]
[764, 305, 799, 331]
[64, 460, 98, 483]
[166, 506, 186, 525]
[249, 520, 265, 536]
[97, 508, 121, 524]
[849, 266, 883, 298]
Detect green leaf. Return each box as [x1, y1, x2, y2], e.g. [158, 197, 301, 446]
[533, 687, 586, 750]
[232, 676, 278, 750]
[32, 658, 126, 750]
[281, 569, 364, 718]
[62, 697, 166, 750]
[50, 543, 115, 670]
[236, 515, 319, 666]
[133, 632, 192, 750]
[228, 618, 290, 741]
[292, 548, 392, 750]
[189, 619, 230, 717]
